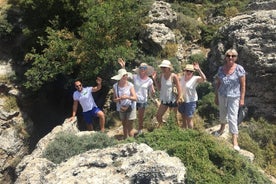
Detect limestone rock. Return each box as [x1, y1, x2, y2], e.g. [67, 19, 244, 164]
[208, 9, 276, 120]
[15, 119, 186, 184]
[139, 1, 177, 55]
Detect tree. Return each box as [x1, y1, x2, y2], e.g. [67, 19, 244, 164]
[23, 0, 148, 90]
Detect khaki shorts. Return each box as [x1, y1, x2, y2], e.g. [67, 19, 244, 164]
[119, 106, 137, 120]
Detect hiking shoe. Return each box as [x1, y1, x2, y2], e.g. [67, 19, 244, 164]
[212, 131, 222, 137]
[234, 145, 241, 151]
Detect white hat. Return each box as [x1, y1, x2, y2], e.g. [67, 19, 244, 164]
[132, 63, 155, 76]
[111, 68, 132, 80]
[183, 64, 195, 72]
[159, 60, 172, 69]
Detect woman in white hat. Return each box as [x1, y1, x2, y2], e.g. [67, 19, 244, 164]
[178, 62, 206, 129]
[152, 59, 182, 126]
[111, 68, 137, 139]
[118, 58, 155, 134]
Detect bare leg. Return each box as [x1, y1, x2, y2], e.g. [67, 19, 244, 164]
[186, 116, 193, 129]
[122, 120, 128, 139]
[156, 104, 168, 126]
[181, 114, 188, 129]
[138, 108, 145, 131]
[171, 107, 179, 125]
[181, 113, 193, 129]
[232, 134, 239, 146]
[218, 123, 226, 134]
[97, 111, 105, 132]
[127, 120, 135, 137]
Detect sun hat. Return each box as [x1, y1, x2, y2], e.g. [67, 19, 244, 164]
[132, 63, 155, 76]
[183, 64, 195, 72]
[111, 68, 133, 80]
[159, 60, 172, 69]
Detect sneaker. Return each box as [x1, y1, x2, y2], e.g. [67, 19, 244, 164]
[212, 131, 222, 137]
[233, 145, 241, 151]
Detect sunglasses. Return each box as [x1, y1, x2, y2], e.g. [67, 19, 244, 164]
[139, 66, 147, 70]
[184, 70, 193, 73]
[75, 84, 82, 88]
[226, 55, 237, 58]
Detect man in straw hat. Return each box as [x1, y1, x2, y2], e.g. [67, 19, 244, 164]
[152, 59, 182, 126]
[111, 67, 137, 139]
[118, 58, 155, 134]
[178, 62, 206, 129]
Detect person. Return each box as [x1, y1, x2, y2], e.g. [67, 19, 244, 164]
[213, 48, 246, 151]
[178, 63, 206, 129]
[69, 78, 105, 132]
[118, 58, 155, 134]
[152, 60, 182, 126]
[111, 68, 137, 139]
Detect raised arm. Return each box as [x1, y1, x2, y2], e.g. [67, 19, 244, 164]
[118, 58, 126, 68]
[92, 77, 102, 92]
[193, 62, 206, 83]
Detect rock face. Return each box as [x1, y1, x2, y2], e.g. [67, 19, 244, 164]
[15, 119, 186, 184]
[208, 2, 276, 120]
[0, 60, 33, 183]
[139, 1, 177, 55]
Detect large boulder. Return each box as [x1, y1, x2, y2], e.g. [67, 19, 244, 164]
[15, 119, 186, 184]
[208, 8, 276, 120]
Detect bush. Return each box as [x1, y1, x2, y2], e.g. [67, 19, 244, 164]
[0, 4, 13, 40]
[135, 123, 271, 183]
[197, 88, 219, 126]
[239, 118, 276, 177]
[43, 132, 117, 164]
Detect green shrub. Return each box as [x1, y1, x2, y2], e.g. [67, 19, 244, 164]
[0, 4, 13, 40]
[197, 91, 219, 126]
[239, 118, 276, 177]
[135, 116, 271, 183]
[43, 132, 117, 164]
[225, 6, 239, 18]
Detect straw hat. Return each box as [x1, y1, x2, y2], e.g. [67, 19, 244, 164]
[111, 68, 133, 80]
[132, 63, 155, 76]
[159, 60, 172, 69]
[183, 64, 195, 72]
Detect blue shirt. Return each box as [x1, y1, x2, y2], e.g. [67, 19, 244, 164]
[217, 64, 246, 97]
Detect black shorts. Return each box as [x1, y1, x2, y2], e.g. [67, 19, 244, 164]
[161, 101, 178, 108]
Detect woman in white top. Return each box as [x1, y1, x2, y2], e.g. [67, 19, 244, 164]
[111, 68, 137, 139]
[118, 58, 155, 134]
[178, 63, 206, 129]
[152, 60, 182, 126]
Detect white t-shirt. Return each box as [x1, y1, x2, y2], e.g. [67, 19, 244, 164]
[180, 75, 201, 102]
[133, 74, 153, 103]
[73, 87, 97, 112]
